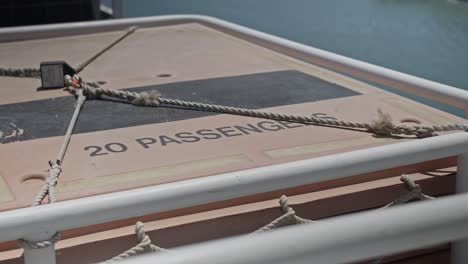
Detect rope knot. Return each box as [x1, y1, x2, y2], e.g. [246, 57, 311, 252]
[131, 91, 161, 107]
[64, 75, 81, 89]
[18, 232, 60, 250]
[279, 195, 292, 214]
[135, 221, 151, 247]
[65, 75, 102, 100]
[415, 128, 436, 138]
[105, 222, 165, 262]
[47, 163, 62, 185]
[382, 175, 434, 208]
[400, 174, 421, 192]
[371, 109, 396, 137]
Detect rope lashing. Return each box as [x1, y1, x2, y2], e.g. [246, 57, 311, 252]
[253, 195, 313, 234]
[381, 174, 434, 209]
[31, 89, 86, 206]
[278, 195, 312, 225]
[66, 74, 468, 138]
[0, 67, 41, 78]
[372, 175, 434, 264]
[17, 89, 86, 250]
[105, 180, 433, 263]
[105, 196, 311, 262]
[105, 222, 166, 263]
[0, 27, 137, 80]
[32, 162, 61, 206]
[17, 233, 60, 250]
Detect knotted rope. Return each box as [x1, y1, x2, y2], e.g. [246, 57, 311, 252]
[105, 178, 433, 262]
[104, 196, 311, 262]
[381, 174, 434, 209]
[371, 175, 434, 264]
[105, 222, 166, 263]
[66, 75, 468, 138]
[17, 233, 61, 250]
[253, 195, 313, 234]
[13, 28, 135, 251]
[17, 89, 86, 250]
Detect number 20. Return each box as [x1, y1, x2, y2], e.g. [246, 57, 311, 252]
[84, 143, 128, 157]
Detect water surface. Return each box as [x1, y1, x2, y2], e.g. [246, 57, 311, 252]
[122, 0, 468, 116]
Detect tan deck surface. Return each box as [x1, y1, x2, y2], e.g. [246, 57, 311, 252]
[0, 23, 463, 213]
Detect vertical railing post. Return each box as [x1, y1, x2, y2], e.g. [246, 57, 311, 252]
[22, 233, 56, 264]
[453, 151, 468, 264]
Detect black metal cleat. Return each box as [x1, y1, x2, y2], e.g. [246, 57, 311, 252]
[40, 61, 76, 89]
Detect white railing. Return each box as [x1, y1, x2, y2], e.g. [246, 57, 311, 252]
[1, 15, 467, 116]
[1, 15, 468, 264]
[119, 192, 468, 264]
[0, 132, 467, 264]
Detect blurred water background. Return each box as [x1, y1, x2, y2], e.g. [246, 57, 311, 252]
[122, 0, 468, 116]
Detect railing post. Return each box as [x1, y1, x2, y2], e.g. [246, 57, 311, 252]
[453, 151, 468, 264]
[22, 233, 56, 264]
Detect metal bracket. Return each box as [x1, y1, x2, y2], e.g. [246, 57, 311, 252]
[40, 61, 75, 89]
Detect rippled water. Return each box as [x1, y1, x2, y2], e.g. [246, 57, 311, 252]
[123, 0, 468, 116]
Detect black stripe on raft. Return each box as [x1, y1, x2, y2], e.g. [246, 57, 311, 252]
[0, 70, 360, 143]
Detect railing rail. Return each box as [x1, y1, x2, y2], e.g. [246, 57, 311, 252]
[0, 132, 467, 263]
[119, 192, 468, 264]
[1, 15, 467, 116]
[0, 132, 467, 243]
[1, 15, 468, 264]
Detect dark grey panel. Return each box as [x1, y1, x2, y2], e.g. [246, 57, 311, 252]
[0, 70, 360, 143]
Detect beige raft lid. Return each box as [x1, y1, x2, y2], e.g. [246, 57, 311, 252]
[0, 16, 465, 264]
[0, 22, 463, 212]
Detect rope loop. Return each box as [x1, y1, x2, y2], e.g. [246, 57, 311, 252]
[253, 195, 313, 234]
[279, 195, 292, 214]
[17, 232, 60, 250]
[370, 109, 396, 137]
[32, 162, 62, 206]
[105, 222, 165, 262]
[381, 175, 434, 209]
[19, 79, 87, 252]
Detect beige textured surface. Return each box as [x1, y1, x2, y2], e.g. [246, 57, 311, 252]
[57, 154, 251, 193]
[0, 31, 124, 104]
[0, 175, 14, 204]
[265, 136, 390, 159]
[0, 22, 464, 212]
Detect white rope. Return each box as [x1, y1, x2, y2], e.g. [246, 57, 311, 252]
[380, 174, 435, 209]
[67, 75, 468, 138]
[253, 195, 313, 234]
[371, 175, 434, 264]
[17, 89, 86, 250]
[32, 89, 86, 206]
[105, 177, 434, 262]
[104, 222, 166, 263]
[17, 233, 60, 250]
[0, 27, 137, 79]
[0, 68, 41, 78]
